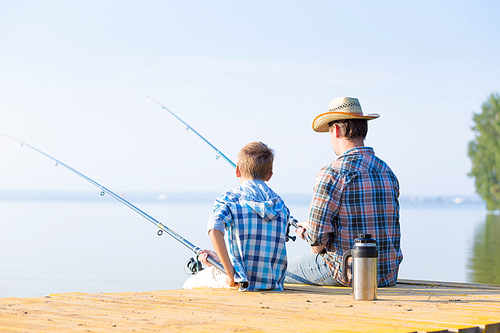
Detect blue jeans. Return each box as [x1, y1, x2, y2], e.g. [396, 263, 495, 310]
[285, 253, 342, 286]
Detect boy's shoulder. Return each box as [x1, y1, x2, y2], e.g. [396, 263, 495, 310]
[216, 188, 242, 204]
[215, 180, 282, 205]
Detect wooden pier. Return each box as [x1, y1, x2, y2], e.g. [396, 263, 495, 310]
[0, 280, 499, 332]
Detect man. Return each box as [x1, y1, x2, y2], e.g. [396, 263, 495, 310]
[285, 97, 402, 287]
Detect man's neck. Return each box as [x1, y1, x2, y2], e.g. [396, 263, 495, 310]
[336, 138, 365, 156]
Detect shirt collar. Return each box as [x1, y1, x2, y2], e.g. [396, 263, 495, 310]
[337, 146, 374, 160]
[241, 179, 266, 188]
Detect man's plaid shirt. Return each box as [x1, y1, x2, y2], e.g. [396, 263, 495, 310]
[305, 147, 403, 287]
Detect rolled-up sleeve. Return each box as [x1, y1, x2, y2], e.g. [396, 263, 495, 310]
[207, 199, 232, 234]
[306, 166, 342, 246]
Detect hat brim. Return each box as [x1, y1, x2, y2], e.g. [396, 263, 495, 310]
[312, 112, 380, 132]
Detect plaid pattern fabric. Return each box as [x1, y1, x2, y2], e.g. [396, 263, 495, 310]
[306, 147, 402, 287]
[208, 180, 289, 291]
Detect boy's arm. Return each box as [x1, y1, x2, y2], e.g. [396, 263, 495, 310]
[208, 229, 237, 287]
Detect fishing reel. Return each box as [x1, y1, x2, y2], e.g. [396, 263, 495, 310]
[285, 222, 296, 242]
[185, 257, 203, 275]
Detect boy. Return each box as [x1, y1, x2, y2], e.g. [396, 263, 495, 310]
[183, 142, 290, 291]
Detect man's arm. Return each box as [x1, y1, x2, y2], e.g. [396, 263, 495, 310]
[208, 229, 238, 287]
[305, 166, 340, 251]
[296, 221, 326, 253]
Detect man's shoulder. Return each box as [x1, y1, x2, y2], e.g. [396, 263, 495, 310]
[341, 147, 395, 172]
[319, 162, 341, 177]
[315, 163, 347, 189]
[329, 154, 360, 177]
[365, 153, 397, 176]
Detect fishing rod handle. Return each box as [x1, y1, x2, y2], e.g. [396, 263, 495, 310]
[206, 255, 225, 274]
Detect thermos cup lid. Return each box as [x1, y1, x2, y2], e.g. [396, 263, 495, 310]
[355, 234, 376, 244]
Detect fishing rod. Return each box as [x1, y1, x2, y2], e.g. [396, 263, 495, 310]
[1, 133, 248, 287]
[147, 96, 236, 169]
[147, 96, 300, 241]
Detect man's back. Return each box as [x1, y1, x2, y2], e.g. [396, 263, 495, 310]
[308, 147, 402, 287]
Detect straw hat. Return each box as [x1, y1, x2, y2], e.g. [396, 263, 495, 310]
[312, 97, 380, 132]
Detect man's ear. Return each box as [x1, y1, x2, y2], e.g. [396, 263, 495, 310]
[330, 124, 342, 138]
[265, 170, 273, 182]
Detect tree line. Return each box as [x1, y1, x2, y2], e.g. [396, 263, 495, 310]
[468, 93, 500, 210]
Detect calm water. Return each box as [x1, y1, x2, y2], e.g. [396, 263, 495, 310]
[0, 192, 497, 298]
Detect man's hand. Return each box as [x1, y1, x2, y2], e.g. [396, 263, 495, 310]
[197, 249, 220, 266]
[295, 222, 326, 253]
[295, 221, 308, 240]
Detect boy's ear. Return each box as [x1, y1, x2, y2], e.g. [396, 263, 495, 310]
[265, 170, 273, 182]
[236, 165, 242, 178]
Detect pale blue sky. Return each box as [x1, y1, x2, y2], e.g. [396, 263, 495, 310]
[1, 1, 499, 196]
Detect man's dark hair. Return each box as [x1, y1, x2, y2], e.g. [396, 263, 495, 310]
[329, 119, 368, 140]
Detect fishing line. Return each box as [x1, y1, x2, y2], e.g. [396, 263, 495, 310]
[147, 96, 300, 240]
[1, 133, 247, 286]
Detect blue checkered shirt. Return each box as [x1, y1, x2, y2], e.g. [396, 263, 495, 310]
[208, 180, 289, 291]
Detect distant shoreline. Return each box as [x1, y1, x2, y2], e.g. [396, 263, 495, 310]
[0, 190, 485, 207]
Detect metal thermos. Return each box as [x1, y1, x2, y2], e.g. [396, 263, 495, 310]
[342, 234, 378, 301]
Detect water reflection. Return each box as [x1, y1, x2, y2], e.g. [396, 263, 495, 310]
[468, 213, 500, 285]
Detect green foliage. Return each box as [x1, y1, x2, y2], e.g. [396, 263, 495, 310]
[468, 93, 500, 210]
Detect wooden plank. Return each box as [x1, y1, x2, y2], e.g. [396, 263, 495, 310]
[398, 279, 500, 290]
[0, 282, 498, 333]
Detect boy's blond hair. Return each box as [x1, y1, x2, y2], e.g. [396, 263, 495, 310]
[237, 142, 274, 180]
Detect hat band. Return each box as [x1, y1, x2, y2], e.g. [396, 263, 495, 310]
[327, 110, 364, 117]
[329, 101, 361, 113]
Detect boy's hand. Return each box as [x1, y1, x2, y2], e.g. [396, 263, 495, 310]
[225, 275, 239, 289]
[198, 250, 220, 266]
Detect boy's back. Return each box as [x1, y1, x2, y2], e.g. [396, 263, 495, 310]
[184, 142, 290, 291]
[209, 179, 289, 291]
